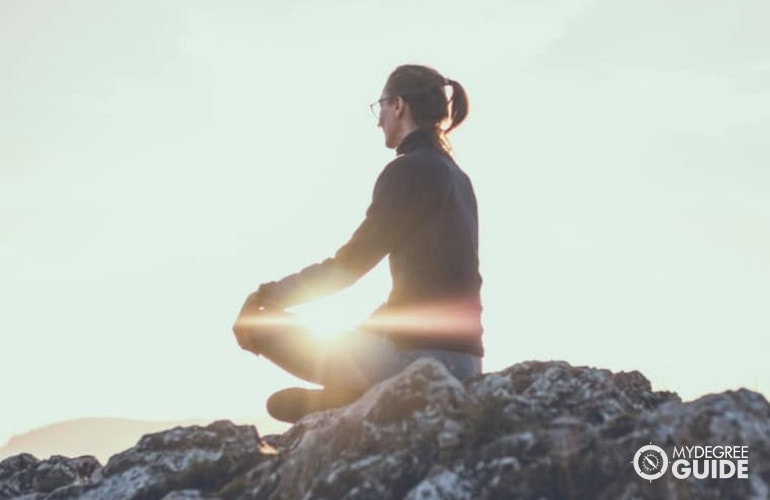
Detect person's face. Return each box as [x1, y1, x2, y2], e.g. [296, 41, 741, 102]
[377, 92, 400, 149]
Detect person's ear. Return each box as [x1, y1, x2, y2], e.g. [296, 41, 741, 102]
[394, 96, 407, 118]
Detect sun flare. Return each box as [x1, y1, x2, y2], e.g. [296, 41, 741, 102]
[290, 295, 370, 340]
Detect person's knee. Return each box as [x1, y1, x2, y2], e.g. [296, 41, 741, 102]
[232, 320, 256, 351]
[233, 310, 302, 354]
[232, 309, 282, 339]
[232, 310, 273, 351]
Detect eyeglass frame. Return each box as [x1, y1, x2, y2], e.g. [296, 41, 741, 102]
[369, 96, 392, 121]
[369, 83, 453, 121]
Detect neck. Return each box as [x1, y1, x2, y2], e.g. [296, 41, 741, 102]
[394, 123, 419, 150]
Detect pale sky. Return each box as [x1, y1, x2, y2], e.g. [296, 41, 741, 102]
[1, 0, 768, 446]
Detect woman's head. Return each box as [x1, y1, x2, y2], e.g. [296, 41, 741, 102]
[377, 64, 469, 152]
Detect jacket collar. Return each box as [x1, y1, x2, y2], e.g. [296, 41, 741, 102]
[396, 129, 435, 155]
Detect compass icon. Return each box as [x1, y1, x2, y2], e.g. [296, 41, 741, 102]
[632, 443, 669, 481]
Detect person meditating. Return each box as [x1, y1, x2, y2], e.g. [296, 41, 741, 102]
[233, 64, 483, 423]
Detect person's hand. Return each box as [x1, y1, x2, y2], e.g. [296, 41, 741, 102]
[232, 290, 265, 351]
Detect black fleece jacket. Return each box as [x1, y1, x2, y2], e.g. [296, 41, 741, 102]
[257, 129, 483, 356]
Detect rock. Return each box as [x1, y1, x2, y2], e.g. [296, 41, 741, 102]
[60, 420, 265, 500]
[2, 359, 768, 499]
[0, 454, 100, 500]
[160, 490, 222, 500]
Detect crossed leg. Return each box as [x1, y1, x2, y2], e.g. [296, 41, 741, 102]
[233, 308, 397, 422]
[233, 308, 483, 422]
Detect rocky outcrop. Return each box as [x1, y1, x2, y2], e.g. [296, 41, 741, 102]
[2, 359, 768, 499]
[0, 418, 230, 464]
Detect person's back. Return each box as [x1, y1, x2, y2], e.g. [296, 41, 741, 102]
[365, 129, 483, 355]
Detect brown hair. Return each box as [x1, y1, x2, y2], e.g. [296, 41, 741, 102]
[384, 64, 469, 153]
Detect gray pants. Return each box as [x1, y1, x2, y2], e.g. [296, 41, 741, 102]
[250, 311, 482, 393]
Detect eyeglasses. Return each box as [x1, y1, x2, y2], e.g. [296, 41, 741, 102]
[369, 97, 389, 121]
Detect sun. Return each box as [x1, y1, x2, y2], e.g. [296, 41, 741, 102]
[290, 291, 372, 340]
[282, 260, 391, 340]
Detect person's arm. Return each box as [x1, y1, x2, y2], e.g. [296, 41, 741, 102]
[255, 159, 444, 309]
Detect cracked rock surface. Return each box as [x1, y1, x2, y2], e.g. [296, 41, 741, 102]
[2, 359, 768, 499]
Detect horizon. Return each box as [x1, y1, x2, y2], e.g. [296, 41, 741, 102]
[2, 0, 768, 449]
[0, 415, 290, 463]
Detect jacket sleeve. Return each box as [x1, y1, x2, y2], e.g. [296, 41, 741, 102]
[256, 159, 442, 308]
